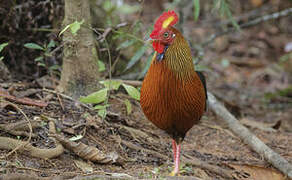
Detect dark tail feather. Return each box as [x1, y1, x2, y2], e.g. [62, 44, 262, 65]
[196, 71, 208, 111]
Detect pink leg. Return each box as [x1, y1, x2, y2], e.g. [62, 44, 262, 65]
[173, 143, 181, 175]
[172, 140, 177, 162]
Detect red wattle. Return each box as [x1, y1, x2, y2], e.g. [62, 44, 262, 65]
[152, 41, 164, 54]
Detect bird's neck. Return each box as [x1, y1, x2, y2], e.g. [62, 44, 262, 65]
[163, 33, 195, 80]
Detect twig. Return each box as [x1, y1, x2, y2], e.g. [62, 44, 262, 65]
[1, 101, 33, 158]
[201, 7, 292, 47]
[0, 173, 53, 180]
[0, 89, 48, 107]
[71, 174, 134, 180]
[210, 4, 272, 27]
[0, 136, 64, 159]
[93, 27, 146, 44]
[104, 79, 142, 87]
[43, 88, 92, 110]
[182, 154, 234, 180]
[207, 92, 292, 178]
[0, 120, 64, 159]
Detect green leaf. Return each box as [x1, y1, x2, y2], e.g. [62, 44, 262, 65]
[70, 20, 84, 35]
[24, 43, 44, 51]
[124, 45, 148, 71]
[44, 51, 52, 57]
[124, 99, 132, 115]
[59, 24, 71, 36]
[69, 135, 83, 141]
[116, 39, 136, 50]
[37, 62, 46, 67]
[103, 0, 113, 12]
[59, 20, 84, 36]
[98, 109, 107, 118]
[193, 0, 200, 21]
[122, 84, 140, 101]
[49, 64, 60, 71]
[0, 57, 3, 61]
[99, 80, 122, 90]
[80, 88, 108, 104]
[139, 52, 154, 79]
[214, 0, 240, 31]
[0, 42, 8, 52]
[132, 21, 142, 34]
[34, 56, 44, 62]
[98, 60, 105, 72]
[47, 40, 56, 49]
[93, 104, 109, 110]
[194, 64, 209, 71]
[117, 4, 140, 14]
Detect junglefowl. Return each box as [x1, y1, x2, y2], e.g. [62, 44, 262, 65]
[140, 10, 207, 176]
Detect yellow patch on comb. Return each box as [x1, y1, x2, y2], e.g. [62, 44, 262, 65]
[162, 16, 175, 29]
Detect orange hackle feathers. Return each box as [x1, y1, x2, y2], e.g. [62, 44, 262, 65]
[140, 10, 207, 176]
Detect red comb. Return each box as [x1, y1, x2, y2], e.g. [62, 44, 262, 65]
[150, 10, 178, 39]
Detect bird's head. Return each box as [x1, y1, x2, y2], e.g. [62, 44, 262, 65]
[149, 10, 178, 54]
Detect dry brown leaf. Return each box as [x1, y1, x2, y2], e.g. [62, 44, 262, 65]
[52, 134, 120, 164]
[249, 0, 263, 7]
[230, 164, 285, 180]
[73, 159, 93, 173]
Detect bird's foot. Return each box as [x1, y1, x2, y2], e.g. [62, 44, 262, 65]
[169, 169, 179, 176]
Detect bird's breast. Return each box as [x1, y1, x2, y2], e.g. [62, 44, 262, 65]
[140, 60, 206, 139]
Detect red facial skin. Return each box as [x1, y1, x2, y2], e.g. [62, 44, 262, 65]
[152, 29, 176, 54]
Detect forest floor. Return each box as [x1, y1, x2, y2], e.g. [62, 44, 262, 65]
[1, 10, 292, 180]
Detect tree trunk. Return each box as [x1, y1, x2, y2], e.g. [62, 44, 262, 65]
[59, 0, 100, 98]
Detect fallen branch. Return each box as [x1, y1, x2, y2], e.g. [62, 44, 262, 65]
[71, 173, 133, 180]
[43, 88, 92, 110]
[207, 92, 292, 178]
[201, 7, 292, 47]
[0, 89, 48, 107]
[0, 136, 64, 159]
[0, 119, 44, 138]
[1, 101, 33, 158]
[0, 173, 53, 180]
[0, 120, 64, 159]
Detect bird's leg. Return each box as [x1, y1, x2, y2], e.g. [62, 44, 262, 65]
[172, 139, 177, 163]
[170, 141, 181, 176]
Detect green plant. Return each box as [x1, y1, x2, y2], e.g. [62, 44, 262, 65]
[213, 0, 240, 30]
[0, 42, 9, 61]
[80, 80, 140, 118]
[24, 40, 60, 76]
[59, 19, 84, 36]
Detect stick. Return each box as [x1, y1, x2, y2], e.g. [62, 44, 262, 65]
[207, 92, 292, 178]
[0, 101, 33, 158]
[201, 7, 292, 47]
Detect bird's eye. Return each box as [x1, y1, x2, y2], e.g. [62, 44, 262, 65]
[163, 32, 169, 38]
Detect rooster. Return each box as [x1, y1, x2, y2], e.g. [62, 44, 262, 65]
[140, 10, 207, 176]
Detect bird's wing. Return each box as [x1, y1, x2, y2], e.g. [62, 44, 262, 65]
[195, 71, 208, 111]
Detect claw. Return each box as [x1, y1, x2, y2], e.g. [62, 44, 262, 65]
[169, 170, 177, 176]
